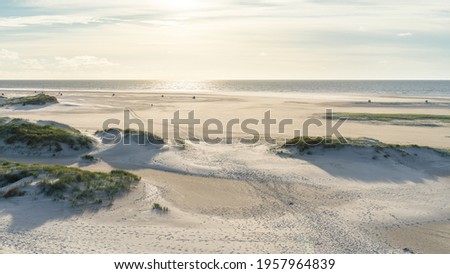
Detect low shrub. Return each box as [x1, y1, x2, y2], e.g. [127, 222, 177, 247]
[81, 154, 97, 162]
[3, 187, 26, 198]
[152, 203, 169, 213]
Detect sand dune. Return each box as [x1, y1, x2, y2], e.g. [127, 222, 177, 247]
[1, 90, 449, 253]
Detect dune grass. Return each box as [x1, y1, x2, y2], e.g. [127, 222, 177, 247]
[97, 128, 164, 145]
[3, 187, 26, 198]
[284, 136, 348, 151]
[0, 169, 39, 188]
[0, 159, 140, 205]
[152, 202, 169, 214]
[328, 113, 450, 123]
[284, 136, 450, 157]
[0, 118, 92, 152]
[123, 128, 165, 144]
[0, 94, 58, 107]
[81, 154, 98, 162]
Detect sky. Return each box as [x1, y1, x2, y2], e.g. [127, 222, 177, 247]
[0, 0, 449, 79]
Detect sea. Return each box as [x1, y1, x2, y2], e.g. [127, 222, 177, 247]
[0, 80, 449, 97]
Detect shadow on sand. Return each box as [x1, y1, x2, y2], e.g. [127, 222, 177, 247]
[0, 194, 107, 232]
[283, 145, 450, 184]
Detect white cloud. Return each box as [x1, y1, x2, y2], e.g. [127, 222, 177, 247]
[0, 49, 46, 71]
[21, 58, 46, 70]
[0, 15, 99, 27]
[54, 56, 116, 69]
[0, 50, 116, 73]
[0, 49, 19, 60]
[397, 32, 413, 36]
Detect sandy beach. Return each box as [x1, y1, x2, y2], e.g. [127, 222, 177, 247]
[1, 89, 450, 253]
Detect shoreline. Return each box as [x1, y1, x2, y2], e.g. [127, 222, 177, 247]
[1, 87, 450, 101]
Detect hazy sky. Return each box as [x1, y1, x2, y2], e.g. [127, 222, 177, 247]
[0, 0, 449, 79]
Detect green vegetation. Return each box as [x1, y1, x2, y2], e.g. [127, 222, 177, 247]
[327, 113, 450, 123]
[0, 159, 140, 205]
[152, 202, 169, 213]
[99, 128, 164, 144]
[123, 129, 164, 144]
[285, 136, 348, 152]
[81, 154, 98, 162]
[2, 187, 26, 198]
[284, 136, 450, 157]
[0, 94, 58, 107]
[0, 169, 38, 187]
[0, 118, 92, 152]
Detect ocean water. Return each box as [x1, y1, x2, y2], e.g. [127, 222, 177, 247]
[0, 80, 449, 97]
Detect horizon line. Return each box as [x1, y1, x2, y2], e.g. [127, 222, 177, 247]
[1, 79, 450, 81]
